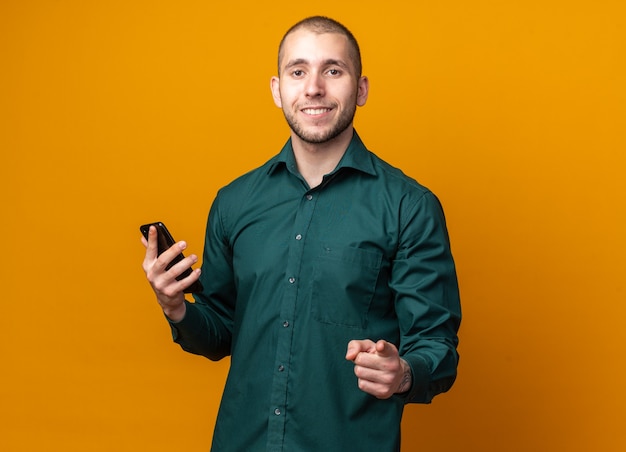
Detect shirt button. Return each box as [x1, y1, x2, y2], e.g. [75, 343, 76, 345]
[295, 234, 302, 240]
[278, 365, 285, 372]
[306, 194, 313, 201]
[283, 320, 289, 328]
[288, 277, 295, 284]
[274, 408, 281, 416]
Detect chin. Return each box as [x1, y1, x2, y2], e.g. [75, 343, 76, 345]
[295, 125, 352, 145]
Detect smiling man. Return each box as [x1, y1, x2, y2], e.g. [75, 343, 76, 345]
[270, 25, 369, 189]
[142, 16, 461, 451]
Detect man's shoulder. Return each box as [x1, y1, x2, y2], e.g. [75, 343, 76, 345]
[217, 153, 280, 198]
[368, 151, 431, 196]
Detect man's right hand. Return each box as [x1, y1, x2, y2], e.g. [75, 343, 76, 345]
[141, 225, 201, 322]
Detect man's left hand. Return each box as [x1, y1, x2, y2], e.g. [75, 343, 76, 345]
[346, 339, 412, 399]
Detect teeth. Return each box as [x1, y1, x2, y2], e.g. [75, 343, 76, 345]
[303, 108, 330, 115]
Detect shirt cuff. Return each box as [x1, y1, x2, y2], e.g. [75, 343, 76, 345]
[398, 354, 434, 404]
[166, 300, 201, 342]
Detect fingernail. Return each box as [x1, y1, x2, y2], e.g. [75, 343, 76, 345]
[179, 241, 187, 249]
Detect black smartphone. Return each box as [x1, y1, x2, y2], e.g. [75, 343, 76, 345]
[139, 222, 203, 294]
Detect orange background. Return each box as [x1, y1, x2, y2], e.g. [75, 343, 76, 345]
[1, 1, 625, 451]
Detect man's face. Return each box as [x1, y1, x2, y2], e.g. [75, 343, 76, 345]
[271, 29, 368, 145]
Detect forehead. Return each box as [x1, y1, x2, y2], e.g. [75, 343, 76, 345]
[280, 29, 353, 72]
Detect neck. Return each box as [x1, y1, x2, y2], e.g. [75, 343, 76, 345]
[291, 127, 353, 188]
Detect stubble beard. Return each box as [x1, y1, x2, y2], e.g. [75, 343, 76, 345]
[283, 102, 357, 145]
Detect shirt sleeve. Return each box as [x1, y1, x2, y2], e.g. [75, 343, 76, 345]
[167, 193, 236, 361]
[391, 190, 462, 404]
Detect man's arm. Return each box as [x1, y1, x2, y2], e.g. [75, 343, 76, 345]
[140, 199, 236, 361]
[392, 191, 461, 403]
[346, 191, 461, 402]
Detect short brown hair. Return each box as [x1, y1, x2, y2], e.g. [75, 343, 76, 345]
[277, 16, 362, 76]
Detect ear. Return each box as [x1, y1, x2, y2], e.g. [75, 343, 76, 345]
[356, 76, 369, 107]
[270, 76, 282, 108]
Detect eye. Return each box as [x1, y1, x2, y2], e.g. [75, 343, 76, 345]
[327, 68, 342, 77]
[292, 69, 304, 77]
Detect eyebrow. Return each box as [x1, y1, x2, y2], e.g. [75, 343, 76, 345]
[284, 58, 351, 71]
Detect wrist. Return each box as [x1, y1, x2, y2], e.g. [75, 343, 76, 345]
[396, 358, 413, 394]
[163, 301, 187, 323]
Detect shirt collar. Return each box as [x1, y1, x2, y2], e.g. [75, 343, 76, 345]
[268, 130, 376, 177]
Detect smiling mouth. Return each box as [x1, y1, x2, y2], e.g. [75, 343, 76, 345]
[302, 107, 332, 115]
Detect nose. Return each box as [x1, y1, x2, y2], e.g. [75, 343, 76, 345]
[305, 73, 324, 98]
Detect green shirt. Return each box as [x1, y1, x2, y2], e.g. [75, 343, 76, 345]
[170, 131, 461, 451]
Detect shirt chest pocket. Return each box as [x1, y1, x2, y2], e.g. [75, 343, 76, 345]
[311, 244, 383, 329]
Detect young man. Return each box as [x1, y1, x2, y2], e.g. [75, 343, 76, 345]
[142, 16, 461, 451]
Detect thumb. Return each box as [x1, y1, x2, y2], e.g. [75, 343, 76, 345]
[346, 339, 374, 361]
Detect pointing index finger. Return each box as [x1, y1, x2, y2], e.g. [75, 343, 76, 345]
[375, 340, 398, 358]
